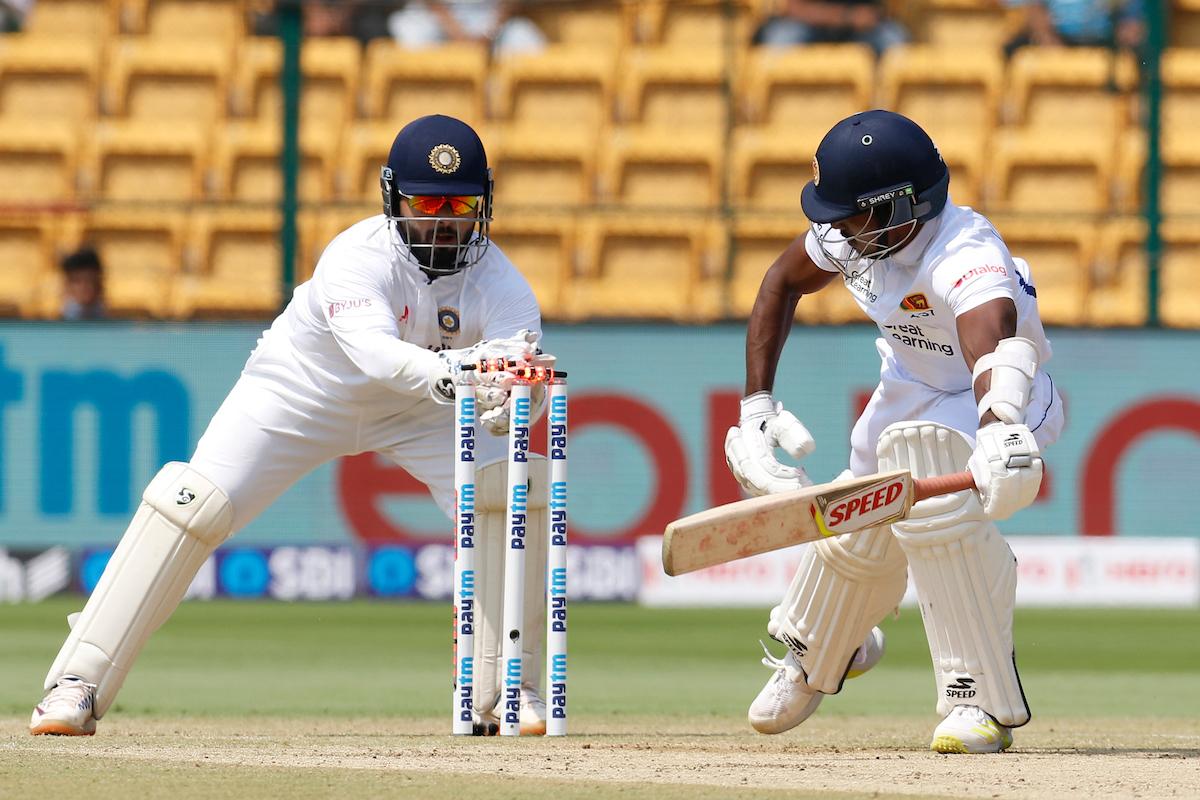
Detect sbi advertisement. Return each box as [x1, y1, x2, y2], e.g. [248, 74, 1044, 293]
[0, 322, 1197, 600]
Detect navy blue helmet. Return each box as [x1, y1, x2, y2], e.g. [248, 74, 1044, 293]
[803, 110, 949, 271]
[380, 114, 492, 275]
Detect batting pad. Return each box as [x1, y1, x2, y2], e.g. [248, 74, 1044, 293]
[471, 456, 548, 715]
[45, 462, 234, 718]
[769, 471, 908, 694]
[878, 422, 1030, 727]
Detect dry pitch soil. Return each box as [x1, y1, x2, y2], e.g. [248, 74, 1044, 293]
[3, 715, 1197, 799]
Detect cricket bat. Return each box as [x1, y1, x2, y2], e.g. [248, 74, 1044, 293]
[661, 470, 976, 576]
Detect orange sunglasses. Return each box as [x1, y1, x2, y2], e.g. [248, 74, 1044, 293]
[403, 194, 481, 216]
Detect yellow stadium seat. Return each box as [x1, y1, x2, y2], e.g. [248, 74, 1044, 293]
[103, 36, 232, 133]
[936, 132, 986, 210]
[132, 0, 245, 41]
[1114, 128, 1144, 213]
[728, 125, 823, 212]
[617, 46, 727, 130]
[564, 213, 724, 321]
[0, 35, 100, 127]
[598, 127, 722, 210]
[87, 120, 207, 202]
[362, 41, 486, 128]
[1005, 47, 1132, 136]
[991, 216, 1095, 326]
[739, 44, 873, 132]
[336, 120, 396, 203]
[729, 215, 829, 323]
[1161, 219, 1200, 328]
[1161, 130, 1200, 216]
[173, 208, 282, 318]
[922, 0, 1021, 50]
[879, 45, 1003, 145]
[232, 36, 360, 137]
[1088, 217, 1147, 327]
[0, 212, 58, 317]
[210, 120, 337, 203]
[986, 129, 1114, 214]
[526, 0, 636, 50]
[23, 0, 115, 37]
[67, 208, 186, 318]
[0, 120, 78, 204]
[487, 213, 575, 319]
[637, 0, 729, 47]
[490, 124, 597, 210]
[1172, 0, 1200, 47]
[491, 46, 615, 133]
[1162, 48, 1200, 133]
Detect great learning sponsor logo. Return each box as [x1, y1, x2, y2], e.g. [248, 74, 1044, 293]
[884, 322, 955, 357]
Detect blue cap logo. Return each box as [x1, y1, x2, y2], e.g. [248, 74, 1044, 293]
[429, 144, 461, 175]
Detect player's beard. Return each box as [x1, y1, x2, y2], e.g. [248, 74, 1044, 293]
[396, 217, 472, 274]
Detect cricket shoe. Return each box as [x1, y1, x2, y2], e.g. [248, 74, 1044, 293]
[519, 685, 547, 736]
[30, 676, 97, 736]
[930, 705, 1013, 754]
[748, 626, 886, 735]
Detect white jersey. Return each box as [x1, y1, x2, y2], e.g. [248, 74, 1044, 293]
[241, 214, 541, 415]
[805, 202, 1052, 393]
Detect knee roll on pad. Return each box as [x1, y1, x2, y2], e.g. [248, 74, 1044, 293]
[769, 471, 908, 694]
[45, 462, 234, 718]
[470, 456, 548, 714]
[877, 421, 1030, 727]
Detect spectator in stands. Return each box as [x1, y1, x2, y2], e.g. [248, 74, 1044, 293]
[1004, 1, 1145, 56]
[0, 0, 30, 32]
[251, 1, 394, 45]
[388, 1, 547, 56]
[751, 1, 909, 55]
[60, 246, 106, 321]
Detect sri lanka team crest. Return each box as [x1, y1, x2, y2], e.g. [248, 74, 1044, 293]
[900, 293, 931, 312]
[439, 306, 461, 334]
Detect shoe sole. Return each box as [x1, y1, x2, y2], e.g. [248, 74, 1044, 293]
[30, 721, 95, 736]
[930, 734, 1011, 754]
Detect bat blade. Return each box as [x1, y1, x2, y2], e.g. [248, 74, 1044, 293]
[661, 469, 974, 576]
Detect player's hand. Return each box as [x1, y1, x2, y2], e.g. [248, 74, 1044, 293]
[724, 392, 815, 496]
[467, 329, 541, 368]
[967, 423, 1042, 519]
[474, 351, 556, 436]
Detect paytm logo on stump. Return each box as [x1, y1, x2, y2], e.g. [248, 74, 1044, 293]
[0, 343, 190, 516]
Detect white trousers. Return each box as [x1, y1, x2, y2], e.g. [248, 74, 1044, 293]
[190, 374, 507, 534]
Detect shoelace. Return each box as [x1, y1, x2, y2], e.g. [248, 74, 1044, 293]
[758, 639, 786, 673]
[42, 678, 95, 713]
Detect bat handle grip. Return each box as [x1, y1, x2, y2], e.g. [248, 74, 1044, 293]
[912, 471, 976, 502]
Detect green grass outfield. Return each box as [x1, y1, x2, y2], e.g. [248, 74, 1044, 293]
[3, 601, 1198, 799]
[3, 600, 1198, 720]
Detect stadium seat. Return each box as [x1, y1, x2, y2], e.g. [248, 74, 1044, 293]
[87, 120, 207, 202]
[728, 215, 827, 323]
[490, 124, 598, 209]
[728, 125, 823, 211]
[362, 41, 487, 128]
[131, 0, 245, 42]
[231, 37, 360, 138]
[1172, 0, 1200, 47]
[990, 216, 1096, 326]
[22, 0, 115, 37]
[636, 0, 730, 47]
[526, 0, 636, 51]
[486, 213, 575, 319]
[173, 208, 283, 318]
[0, 212, 58, 317]
[598, 127, 722, 210]
[210, 120, 337, 203]
[103, 36, 232, 134]
[987, 129, 1114, 214]
[66, 208, 187, 318]
[879, 45, 1003, 145]
[1162, 48, 1200, 133]
[617, 46, 727, 130]
[0, 35, 101, 127]
[336, 120, 396, 203]
[738, 44, 874, 133]
[1114, 128, 1145, 213]
[1161, 219, 1200, 327]
[935, 132, 987, 209]
[922, 0, 1020, 51]
[491, 46, 615, 134]
[1004, 47, 1133, 136]
[0, 120, 78, 204]
[1161, 130, 1200, 216]
[1089, 217, 1147, 327]
[564, 213, 724, 321]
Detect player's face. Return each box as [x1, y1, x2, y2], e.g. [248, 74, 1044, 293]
[831, 205, 916, 260]
[399, 195, 482, 272]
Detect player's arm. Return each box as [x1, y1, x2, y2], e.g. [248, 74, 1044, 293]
[728, 237, 836, 497]
[745, 236, 837, 394]
[956, 296, 1018, 426]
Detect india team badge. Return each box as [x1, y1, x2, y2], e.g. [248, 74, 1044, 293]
[429, 144, 461, 175]
[439, 306, 461, 337]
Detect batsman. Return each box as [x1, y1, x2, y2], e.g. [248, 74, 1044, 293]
[725, 110, 1064, 753]
[30, 114, 556, 737]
